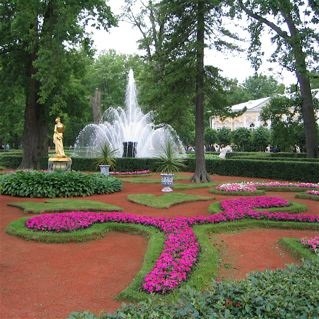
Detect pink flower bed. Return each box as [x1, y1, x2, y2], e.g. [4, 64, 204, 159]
[25, 196, 319, 294]
[216, 182, 257, 192]
[216, 181, 319, 193]
[301, 236, 319, 254]
[254, 181, 319, 189]
[110, 170, 151, 176]
[306, 190, 319, 196]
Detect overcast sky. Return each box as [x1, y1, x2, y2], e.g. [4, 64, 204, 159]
[90, 0, 297, 86]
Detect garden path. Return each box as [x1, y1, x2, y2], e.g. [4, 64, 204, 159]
[0, 173, 318, 319]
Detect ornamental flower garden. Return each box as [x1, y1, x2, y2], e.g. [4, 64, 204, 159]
[301, 235, 319, 254]
[21, 195, 319, 294]
[216, 181, 319, 193]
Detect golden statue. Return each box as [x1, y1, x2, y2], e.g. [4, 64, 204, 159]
[53, 117, 66, 157]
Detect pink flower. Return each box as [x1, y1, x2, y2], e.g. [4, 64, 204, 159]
[306, 190, 319, 196]
[301, 236, 319, 254]
[25, 195, 319, 294]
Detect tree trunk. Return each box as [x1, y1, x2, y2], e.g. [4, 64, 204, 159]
[19, 52, 48, 169]
[282, 10, 318, 158]
[295, 69, 318, 158]
[191, 0, 210, 183]
[237, 1, 318, 158]
[91, 88, 102, 123]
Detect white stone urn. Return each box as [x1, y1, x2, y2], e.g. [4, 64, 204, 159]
[160, 173, 174, 192]
[99, 164, 110, 176]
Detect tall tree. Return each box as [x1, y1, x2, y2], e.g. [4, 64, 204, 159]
[124, 0, 239, 182]
[0, 0, 116, 168]
[260, 93, 319, 151]
[192, 0, 208, 182]
[85, 50, 144, 111]
[230, 0, 319, 157]
[122, 0, 196, 145]
[243, 74, 285, 99]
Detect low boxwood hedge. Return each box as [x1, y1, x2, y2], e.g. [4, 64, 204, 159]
[1, 154, 318, 182]
[0, 171, 122, 197]
[204, 158, 319, 182]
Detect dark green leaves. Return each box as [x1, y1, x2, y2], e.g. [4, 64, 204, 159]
[0, 171, 122, 197]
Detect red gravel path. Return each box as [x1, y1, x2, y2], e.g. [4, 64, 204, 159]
[0, 173, 318, 319]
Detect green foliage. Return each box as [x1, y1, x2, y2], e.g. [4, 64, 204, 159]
[216, 127, 232, 145]
[68, 220, 319, 318]
[260, 95, 311, 151]
[9, 199, 122, 214]
[0, 85, 24, 148]
[0, 0, 117, 168]
[279, 238, 319, 261]
[210, 200, 306, 215]
[174, 182, 215, 190]
[204, 158, 319, 182]
[250, 126, 271, 152]
[243, 74, 285, 99]
[229, 0, 319, 157]
[0, 171, 122, 197]
[127, 193, 211, 209]
[102, 258, 319, 319]
[85, 51, 145, 111]
[256, 201, 307, 213]
[223, 78, 251, 106]
[210, 188, 265, 196]
[155, 140, 185, 173]
[96, 143, 117, 169]
[231, 128, 252, 151]
[224, 74, 285, 108]
[295, 193, 319, 201]
[204, 128, 218, 146]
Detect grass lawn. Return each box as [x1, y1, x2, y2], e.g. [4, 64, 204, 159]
[9, 199, 123, 213]
[127, 192, 212, 208]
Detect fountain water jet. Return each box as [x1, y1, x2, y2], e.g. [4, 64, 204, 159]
[73, 69, 185, 158]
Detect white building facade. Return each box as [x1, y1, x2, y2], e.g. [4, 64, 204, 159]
[210, 90, 319, 131]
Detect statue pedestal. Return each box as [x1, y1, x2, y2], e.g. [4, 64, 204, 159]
[48, 157, 72, 171]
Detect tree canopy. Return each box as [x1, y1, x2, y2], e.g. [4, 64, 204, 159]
[228, 0, 319, 157]
[0, 0, 116, 168]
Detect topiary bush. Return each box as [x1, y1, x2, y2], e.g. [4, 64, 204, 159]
[0, 171, 122, 197]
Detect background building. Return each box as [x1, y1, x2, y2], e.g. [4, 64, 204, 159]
[210, 89, 319, 131]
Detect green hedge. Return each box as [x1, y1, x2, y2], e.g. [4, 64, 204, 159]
[231, 156, 318, 162]
[204, 158, 319, 182]
[72, 157, 158, 172]
[1, 155, 318, 182]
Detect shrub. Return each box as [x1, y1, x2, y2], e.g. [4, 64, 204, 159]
[0, 171, 122, 197]
[68, 259, 319, 319]
[205, 158, 319, 182]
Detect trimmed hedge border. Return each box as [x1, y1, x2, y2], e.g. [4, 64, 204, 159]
[210, 188, 265, 196]
[208, 201, 308, 215]
[295, 193, 319, 201]
[1, 155, 318, 182]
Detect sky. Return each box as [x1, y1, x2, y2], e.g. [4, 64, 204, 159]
[90, 0, 297, 86]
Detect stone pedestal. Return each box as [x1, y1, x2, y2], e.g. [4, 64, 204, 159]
[48, 157, 72, 171]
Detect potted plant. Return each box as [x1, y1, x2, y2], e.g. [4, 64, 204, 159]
[155, 140, 185, 192]
[96, 143, 117, 176]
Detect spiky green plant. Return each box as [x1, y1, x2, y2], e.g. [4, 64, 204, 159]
[96, 143, 117, 169]
[155, 140, 185, 173]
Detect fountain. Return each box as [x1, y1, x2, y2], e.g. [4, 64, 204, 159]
[73, 69, 185, 158]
